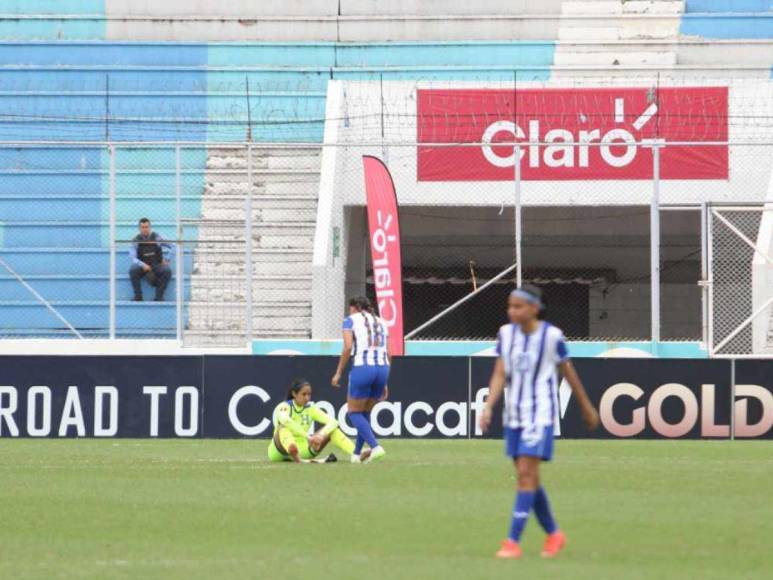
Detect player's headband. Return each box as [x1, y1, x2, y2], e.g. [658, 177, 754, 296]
[510, 288, 543, 309]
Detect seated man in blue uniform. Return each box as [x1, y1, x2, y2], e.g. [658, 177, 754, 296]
[129, 217, 173, 302]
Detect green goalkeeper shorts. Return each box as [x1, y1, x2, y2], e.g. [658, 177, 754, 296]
[267, 437, 318, 462]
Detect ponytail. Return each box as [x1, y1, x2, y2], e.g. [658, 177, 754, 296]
[349, 295, 385, 347]
[349, 295, 373, 314]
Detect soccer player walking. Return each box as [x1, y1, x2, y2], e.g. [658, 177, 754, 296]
[479, 285, 599, 559]
[331, 296, 390, 463]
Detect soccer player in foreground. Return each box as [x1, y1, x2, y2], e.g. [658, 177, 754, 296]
[331, 296, 390, 463]
[479, 285, 600, 559]
[268, 378, 365, 463]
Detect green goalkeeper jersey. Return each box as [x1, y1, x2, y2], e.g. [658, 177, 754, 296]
[271, 400, 338, 441]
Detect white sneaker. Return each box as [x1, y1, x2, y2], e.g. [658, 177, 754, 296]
[350, 454, 362, 464]
[364, 446, 386, 463]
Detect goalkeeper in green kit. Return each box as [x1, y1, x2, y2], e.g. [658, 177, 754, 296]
[267, 378, 368, 463]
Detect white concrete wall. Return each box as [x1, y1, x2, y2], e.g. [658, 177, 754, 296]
[752, 164, 773, 353]
[312, 81, 348, 339]
[336, 80, 773, 207]
[312, 77, 773, 338]
[339, 1, 565, 16]
[103, 0, 564, 41]
[103, 16, 562, 41]
[106, 18, 339, 42]
[106, 1, 566, 17]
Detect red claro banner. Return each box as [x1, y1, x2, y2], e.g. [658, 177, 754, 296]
[417, 87, 729, 181]
[363, 156, 405, 356]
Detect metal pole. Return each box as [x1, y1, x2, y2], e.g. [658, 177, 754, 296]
[515, 144, 523, 287]
[707, 204, 715, 354]
[405, 263, 518, 339]
[108, 144, 116, 339]
[175, 145, 183, 343]
[651, 145, 661, 343]
[245, 143, 254, 344]
[700, 201, 708, 348]
[467, 357, 472, 439]
[730, 358, 736, 441]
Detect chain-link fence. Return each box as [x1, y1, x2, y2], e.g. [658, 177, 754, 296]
[0, 142, 321, 344]
[709, 206, 773, 357]
[0, 140, 772, 355]
[523, 205, 651, 341]
[316, 138, 772, 349]
[660, 208, 702, 341]
[0, 144, 108, 338]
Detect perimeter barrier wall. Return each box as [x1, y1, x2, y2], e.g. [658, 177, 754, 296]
[0, 356, 770, 439]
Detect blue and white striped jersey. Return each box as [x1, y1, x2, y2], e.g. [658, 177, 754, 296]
[496, 321, 569, 429]
[343, 312, 390, 367]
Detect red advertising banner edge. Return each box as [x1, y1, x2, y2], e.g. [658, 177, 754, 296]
[363, 155, 405, 356]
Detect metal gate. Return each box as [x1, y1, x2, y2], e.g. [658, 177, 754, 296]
[707, 204, 773, 357]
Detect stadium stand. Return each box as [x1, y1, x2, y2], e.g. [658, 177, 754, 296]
[0, 40, 556, 340]
[0, 0, 771, 342]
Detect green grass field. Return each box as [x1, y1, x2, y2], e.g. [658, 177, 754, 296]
[0, 439, 770, 580]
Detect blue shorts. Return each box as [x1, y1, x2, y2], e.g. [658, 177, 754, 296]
[505, 425, 554, 461]
[348, 364, 390, 400]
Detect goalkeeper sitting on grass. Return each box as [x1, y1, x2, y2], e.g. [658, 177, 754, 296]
[268, 378, 368, 463]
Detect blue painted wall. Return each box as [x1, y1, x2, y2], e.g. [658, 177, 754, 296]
[204, 42, 553, 141]
[0, 1, 105, 39]
[0, 1, 104, 12]
[685, 1, 773, 12]
[682, 1, 773, 38]
[0, 40, 555, 337]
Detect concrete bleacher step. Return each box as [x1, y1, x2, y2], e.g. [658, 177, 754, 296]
[188, 309, 310, 332]
[0, 248, 196, 276]
[562, 1, 684, 16]
[187, 319, 311, 334]
[182, 330, 309, 344]
[190, 232, 314, 251]
[205, 195, 317, 211]
[0, 274, 191, 302]
[0, 0, 568, 41]
[0, 301, 177, 331]
[203, 182, 318, 197]
[0, 272, 308, 303]
[206, 151, 321, 171]
[195, 207, 317, 223]
[257, 236, 313, 250]
[554, 50, 678, 65]
[190, 281, 311, 303]
[555, 0, 682, 74]
[559, 22, 681, 43]
[204, 172, 320, 189]
[187, 301, 310, 318]
[184, 145, 319, 345]
[107, 13, 566, 42]
[559, 27, 620, 40]
[191, 231, 315, 244]
[188, 262, 312, 274]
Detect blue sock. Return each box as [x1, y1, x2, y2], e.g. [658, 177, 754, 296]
[533, 486, 558, 534]
[353, 412, 372, 454]
[348, 412, 378, 449]
[509, 490, 536, 542]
